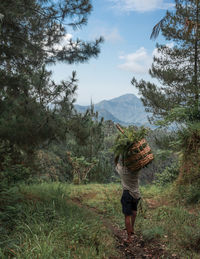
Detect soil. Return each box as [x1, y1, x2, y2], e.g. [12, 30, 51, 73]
[70, 197, 178, 259]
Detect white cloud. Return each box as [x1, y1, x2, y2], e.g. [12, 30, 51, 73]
[109, 0, 173, 12]
[104, 28, 122, 43]
[91, 27, 122, 43]
[119, 47, 152, 73]
[152, 42, 174, 59]
[55, 33, 73, 50]
[119, 43, 174, 74]
[44, 33, 73, 53]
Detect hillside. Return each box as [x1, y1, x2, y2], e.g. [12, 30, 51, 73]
[75, 94, 151, 126]
[4, 182, 200, 258]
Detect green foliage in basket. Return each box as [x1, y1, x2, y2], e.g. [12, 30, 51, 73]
[113, 125, 149, 164]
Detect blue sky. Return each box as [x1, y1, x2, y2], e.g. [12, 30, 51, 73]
[52, 0, 174, 105]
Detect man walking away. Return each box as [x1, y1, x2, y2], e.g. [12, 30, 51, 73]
[115, 159, 141, 243]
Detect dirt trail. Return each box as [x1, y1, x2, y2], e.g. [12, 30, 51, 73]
[70, 197, 175, 259]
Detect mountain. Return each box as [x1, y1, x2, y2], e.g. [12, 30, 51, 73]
[75, 94, 151, 126]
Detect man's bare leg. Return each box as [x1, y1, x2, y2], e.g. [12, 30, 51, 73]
[125, 215, 133, 242]
[131, 210, 137, 234]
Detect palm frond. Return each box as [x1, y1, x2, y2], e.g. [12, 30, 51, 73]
[150, 17, 166, 40]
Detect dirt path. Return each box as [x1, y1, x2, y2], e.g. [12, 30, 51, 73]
[70, 197, 175, 259]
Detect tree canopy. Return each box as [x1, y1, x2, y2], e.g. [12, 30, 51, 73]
[0, 0, 103, 155]
[132, 0, 200, 125]
[132, 0, 200, 184]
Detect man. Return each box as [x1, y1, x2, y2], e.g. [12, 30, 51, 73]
[116, 159, 141, 243]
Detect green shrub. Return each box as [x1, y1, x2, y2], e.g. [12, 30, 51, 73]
[154, 163, 179, 186]
[0, 140, 33, 188]
[0, 164, 31, 187]
[36, 150, 65, 182]
[0, 186, 23, 238]
[175, 184, 200, 204]
[185, 185, 200, 204]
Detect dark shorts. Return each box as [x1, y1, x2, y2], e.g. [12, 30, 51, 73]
[121, 190, 140, 215]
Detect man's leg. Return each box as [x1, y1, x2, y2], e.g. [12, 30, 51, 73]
[125, 215, 133, 241]
[131, 210, 137, 233]
[121, 191, 138, 242]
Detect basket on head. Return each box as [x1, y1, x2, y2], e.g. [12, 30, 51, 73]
[115, 124, 154, 172]
[124, 138, 154, 172]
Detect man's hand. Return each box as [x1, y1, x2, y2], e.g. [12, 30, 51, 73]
[116, 163, 123, 175]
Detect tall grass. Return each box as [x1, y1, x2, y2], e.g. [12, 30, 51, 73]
[1, 183, 116, 258]
[66, 183, 124, 226]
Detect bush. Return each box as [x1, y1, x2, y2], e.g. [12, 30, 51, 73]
[36, 150, 66, 182]
[0, 164, 31, 187]
[0, 186, 23, 240]
[177, 184, 200, 204]
[154, 163, 179, 186]
[186, 185, 200, 204]
[0, 140, 32, 187]
[175, 122, 200, 184]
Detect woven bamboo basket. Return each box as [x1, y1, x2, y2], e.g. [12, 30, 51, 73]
[115, 124, 154, 172]
[124, 138, 154, 171]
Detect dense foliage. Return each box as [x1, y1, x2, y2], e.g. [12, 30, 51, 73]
[0, 0, 103, 185]
[132, 0, 200, 183]
[132, 0, 200, 124]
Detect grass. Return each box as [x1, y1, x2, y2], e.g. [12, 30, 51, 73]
[0, 183, 116, 259]
[60, 182, 200, 258]
[65, 183, 125, 228]
[2, 182, 200, 258]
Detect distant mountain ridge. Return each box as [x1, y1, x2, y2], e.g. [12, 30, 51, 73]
[75, 94, 151, 126]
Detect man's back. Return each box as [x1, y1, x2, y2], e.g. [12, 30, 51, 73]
[116, 163, 140, 200]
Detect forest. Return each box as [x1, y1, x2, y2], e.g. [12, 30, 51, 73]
[1, 0, 200, 258]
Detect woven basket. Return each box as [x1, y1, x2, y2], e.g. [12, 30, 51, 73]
[124, 138, 154, 172]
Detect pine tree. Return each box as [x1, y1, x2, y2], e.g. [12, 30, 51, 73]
[132, 0, 200, 184]
[132, 0, 200, 124]
[0, 0, 103, 157]
[68, 106, 104, 161]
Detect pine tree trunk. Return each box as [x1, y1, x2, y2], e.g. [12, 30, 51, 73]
[194, 0, 199, 109]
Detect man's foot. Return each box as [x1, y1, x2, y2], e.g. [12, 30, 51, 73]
[124, 234, 134, 244]
[123, 228, 134, 235]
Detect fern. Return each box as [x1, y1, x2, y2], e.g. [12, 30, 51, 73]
[112, 125, 149, 163]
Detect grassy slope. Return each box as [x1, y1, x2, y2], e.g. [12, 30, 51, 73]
[0, 183, 116, 259]
[64, 183, 200, 258]
[1, 182, 200, 258]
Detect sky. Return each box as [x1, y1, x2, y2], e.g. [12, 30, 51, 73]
[51, 0, 174, 105]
